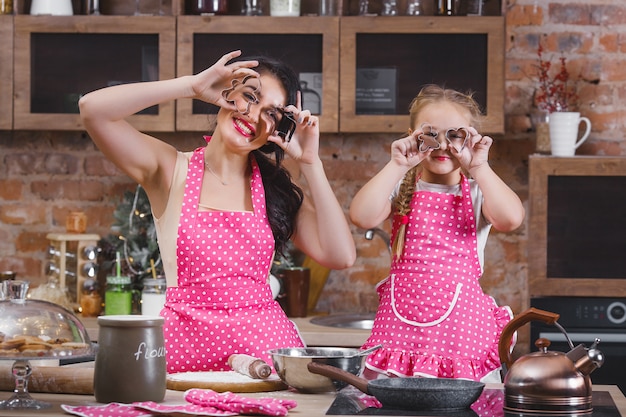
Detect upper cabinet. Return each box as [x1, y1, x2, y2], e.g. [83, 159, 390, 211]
[13, 15, 176, 131]
[5, 13, 504, 133]
[339, 16, 505, 134]
[0, 16, 13, 130]
[176, 16, 339, 133]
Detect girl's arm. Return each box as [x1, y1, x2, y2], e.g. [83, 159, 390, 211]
[458, 131, 525, 232]
[350, 133, 427, 229]
[469, 163, 525, 232]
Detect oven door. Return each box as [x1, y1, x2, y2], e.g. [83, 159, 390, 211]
[531, 326, 626, 393]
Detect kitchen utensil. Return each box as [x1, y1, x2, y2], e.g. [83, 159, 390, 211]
[269, 346, 379, 393]
[308, 362, 484, 410]
[166, 371, 286, 392]
[0, 364, 94, 394]
[498, 307, 605, 415]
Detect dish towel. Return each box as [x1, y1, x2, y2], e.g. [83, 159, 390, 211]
[61, 388, 298, 417]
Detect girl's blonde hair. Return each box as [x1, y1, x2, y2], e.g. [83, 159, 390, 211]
[390, 84, 484, 259]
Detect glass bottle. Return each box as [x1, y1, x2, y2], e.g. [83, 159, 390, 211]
[0, 0, 12, 14]
[191, 0, 228, 15]
[358, 0, 369, 15]
[141, 277, 166, 316]
[105, 275, 132, 315]
[381, 0, 397, 16]
[405, 0, 421, 15]
[435, 0, 454, 15]
[242, 0, 263, 15]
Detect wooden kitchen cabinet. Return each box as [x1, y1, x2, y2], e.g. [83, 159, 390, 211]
[339, 16, 505, 134]
[528, 155, 626, 298]
[176, 16, 339, 133]
[13, 15, 176, 131]
[7, 14, 504, 133]
[0, 15, 13, 130]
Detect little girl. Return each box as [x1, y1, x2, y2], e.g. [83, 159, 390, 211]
[349, 85, 525, 382]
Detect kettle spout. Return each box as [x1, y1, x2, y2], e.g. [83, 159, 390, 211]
[574, 338, 604, 376]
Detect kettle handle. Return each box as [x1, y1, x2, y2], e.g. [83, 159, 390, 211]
[498, 307, 560, 368]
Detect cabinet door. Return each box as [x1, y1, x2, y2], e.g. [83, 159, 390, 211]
[176, 16, 339, 133]
[13, 16, 176, 131]
[339, 16, 504, 134]
[0, 16, 13, 130]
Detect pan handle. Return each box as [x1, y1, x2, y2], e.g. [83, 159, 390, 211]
[307, 362, 371, 395]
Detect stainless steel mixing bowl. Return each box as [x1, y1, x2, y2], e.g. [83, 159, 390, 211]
[269, 347, 368, 394]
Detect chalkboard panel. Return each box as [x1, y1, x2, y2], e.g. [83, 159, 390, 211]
[547, 176, 626, 279]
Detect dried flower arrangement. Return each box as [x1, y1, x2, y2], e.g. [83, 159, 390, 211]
[534, 44, 579, 113]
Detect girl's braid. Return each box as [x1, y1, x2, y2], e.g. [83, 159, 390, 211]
[391, 166, 418, 259]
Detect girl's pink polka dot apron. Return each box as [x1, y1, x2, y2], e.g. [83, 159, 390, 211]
[362, 174, 512, 381]
[162, 147, 304, 373]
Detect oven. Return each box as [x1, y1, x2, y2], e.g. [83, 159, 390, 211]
[531, 297, 626, 394]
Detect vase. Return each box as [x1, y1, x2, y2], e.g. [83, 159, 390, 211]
[530, 109, 550, 154]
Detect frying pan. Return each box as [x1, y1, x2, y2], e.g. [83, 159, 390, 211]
[307, 362, 485, 411]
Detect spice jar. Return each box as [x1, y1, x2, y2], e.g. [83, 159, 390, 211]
[190, 0, 228, 15]
[141, 277, 166, 316]
[81, 277, 102, 317]
[105, 275, 132, 315]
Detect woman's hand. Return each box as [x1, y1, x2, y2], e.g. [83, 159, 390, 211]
[268, 92, 320, 164]
[450, 126, 491, 172]
[189, 50, 259, 109]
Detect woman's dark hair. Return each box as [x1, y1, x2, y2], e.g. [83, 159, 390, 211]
[236, 55, 303, 257]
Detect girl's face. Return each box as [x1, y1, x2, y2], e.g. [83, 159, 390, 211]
[412, 101, 472, 184]
[217, 73, 288, 152]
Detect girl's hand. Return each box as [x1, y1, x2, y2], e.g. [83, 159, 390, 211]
[450, 127, 491, 171]
[189, 50, 259, 109]
[390, 130, 430, 168]
[268, 92, 320, 164]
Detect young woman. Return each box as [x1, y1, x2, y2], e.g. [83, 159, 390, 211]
[80, 50, 356, 373]
[350, 85, 525, 382]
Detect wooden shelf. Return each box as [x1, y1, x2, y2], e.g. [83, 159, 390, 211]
[0, 15, 13, 130]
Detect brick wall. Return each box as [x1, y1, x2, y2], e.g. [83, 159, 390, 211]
[1, 1, 626, 354]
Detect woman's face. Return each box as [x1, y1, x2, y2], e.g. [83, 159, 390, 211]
[217, 73, 288, 152]
[413, 101, 472, 184]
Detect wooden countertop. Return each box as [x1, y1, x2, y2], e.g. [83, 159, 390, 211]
[79, 315, 371, 347]
[1, 384, 625, 417]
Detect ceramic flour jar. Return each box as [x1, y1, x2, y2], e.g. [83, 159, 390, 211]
[94, 315, 166, 403]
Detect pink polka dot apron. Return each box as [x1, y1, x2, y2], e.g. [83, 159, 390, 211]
[362, 174, 511, 380]
[162, 147, 304, 373]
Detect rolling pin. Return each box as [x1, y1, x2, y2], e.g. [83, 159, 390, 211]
[228, 354, 272, 379]
[0, 363, 94, 394]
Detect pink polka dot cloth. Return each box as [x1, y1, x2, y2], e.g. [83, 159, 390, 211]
[61, 389, 298, 417]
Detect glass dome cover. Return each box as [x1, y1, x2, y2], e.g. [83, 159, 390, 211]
[0, 296, 93, 360]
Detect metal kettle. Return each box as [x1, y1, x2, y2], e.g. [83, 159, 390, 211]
[498, 308, 605, 415]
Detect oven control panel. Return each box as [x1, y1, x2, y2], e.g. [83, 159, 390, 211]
[531, 297, 626, 329]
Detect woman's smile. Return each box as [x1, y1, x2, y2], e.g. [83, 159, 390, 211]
[233, 116, 256, 139]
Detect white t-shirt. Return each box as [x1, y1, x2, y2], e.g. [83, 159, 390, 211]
[391, 178, 491, 271]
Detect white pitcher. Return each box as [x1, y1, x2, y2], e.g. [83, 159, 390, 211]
[549, 112, 591, 157]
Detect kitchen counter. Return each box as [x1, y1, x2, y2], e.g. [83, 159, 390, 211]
[0, 384, 625, 417]
[79, 315, 371, 347]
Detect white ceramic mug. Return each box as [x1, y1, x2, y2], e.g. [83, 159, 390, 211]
[549, 111, 591, 157]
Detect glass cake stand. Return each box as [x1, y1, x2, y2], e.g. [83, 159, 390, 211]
[0, 280, 94, 410]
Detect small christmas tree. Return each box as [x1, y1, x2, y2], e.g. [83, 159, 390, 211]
[99, 185, 162, 292]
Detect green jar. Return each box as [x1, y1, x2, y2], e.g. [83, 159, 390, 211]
[105, 276, 132, 315]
